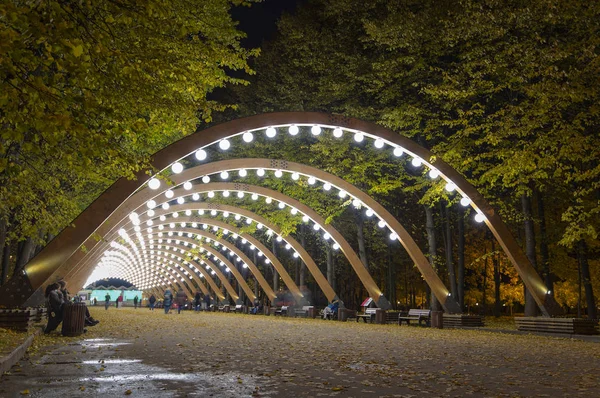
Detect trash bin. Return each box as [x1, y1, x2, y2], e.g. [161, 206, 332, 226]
[338, 308, 355, 322]
[62, 302, 87, 337]
[375, 309, 386, 324]
[264, 306, 270, 316]
[431, 311, 443, 329]
[307, 306, 316, 319]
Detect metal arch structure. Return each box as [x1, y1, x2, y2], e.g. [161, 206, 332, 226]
[74, 158, 457, 311]
[0, 112, 559, 316]
[67, 198, 339, 303]
[71, 218, 302, 304]
[72, 222, 279, 302]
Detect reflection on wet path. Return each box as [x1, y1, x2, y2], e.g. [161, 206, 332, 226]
[0, 337, 263, 397]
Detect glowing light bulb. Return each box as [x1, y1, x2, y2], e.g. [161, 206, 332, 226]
[338, 190, 347, 198]
[460, 197, 471, 207]
[333, 243, 340, 250]
[390, 233, 398, 240]
[222, 190, 230, 198]
[195, 149, 207, 161]
[323, 183, 332, 191]
[290, 208, 298, 215]
[147, 209, 155, 217]
[475, 213, 486, 223]
[239, 169, 247, 177]
[176, 197, 184, 204]
[308, 177, 316, 185]
[302, 215, 309, 223]
[147, 200, 157, 209]
[311, 125, 321, 136]
[313, 223, 320, 231]
[202, 175, 210, 183]
[171, 162, 183, 174]
[165, 190, 174, 199]
[148, 178, 160, 190]
[411, 157, 422, 167]
[220, 171, 229, 180]
[352, 199, 361, 208]
[192, 193, 200, 201]
[393, 147, 404, 157]
[274, 170, 283, 178]
[207, 191, 215, 198]
[251, 193, 258, 200]
[333, 128, 343, 138]
[288, 125, 299, 135]
[429, 169, 440, 179]
[257, 168, 265, 177]
[266, 127, 277, 138]
[219, 139, 230, 150]
[354, 132, 364, 142]
[265, 197, 272, 204]
[278, 202, 285, 209]
[365, 209, 374, 217]
[445, 182, 456, 192]
[291, 172, 300, 180]
[242, 132, 254, 142]
[377, 220, 386, 228]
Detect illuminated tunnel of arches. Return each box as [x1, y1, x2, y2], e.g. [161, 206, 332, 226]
[0, 113, 561, 316]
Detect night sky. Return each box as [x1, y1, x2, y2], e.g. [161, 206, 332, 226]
[232, 0, 303, 48]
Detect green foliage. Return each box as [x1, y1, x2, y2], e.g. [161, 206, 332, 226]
[0, 0, 256, 248]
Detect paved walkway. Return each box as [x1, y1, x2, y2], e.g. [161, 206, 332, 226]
[1, 308, 599, 397]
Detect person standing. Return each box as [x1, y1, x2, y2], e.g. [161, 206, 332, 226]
[105, 293, 111, 310]
[204, 293, 211, 311]
[175, 289, 187, 314]
[133, 295, 139, 309]
[149, 294, 156, 311]
[117, 295, 123, 308]
[194, 292, 202, 312]
[163, 289, 173, 314]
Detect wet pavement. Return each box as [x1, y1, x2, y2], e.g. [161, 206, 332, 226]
[1, 308, 599, 397]
[0, 337, 263, 397]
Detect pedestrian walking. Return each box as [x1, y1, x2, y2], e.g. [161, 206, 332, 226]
[149, 294, 156, 311]
[163, 289, 173, 314]
[133, 295, 139, 309]
[204, 293, 211, 311]
[105, 293, 111, 310]
[176, 289, 187, 314]
[194, 292, 202, 312]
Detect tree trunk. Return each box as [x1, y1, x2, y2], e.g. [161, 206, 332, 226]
[0, 220, 7, 286]
[521, 194, 538, 316]
[443, 202, 457, 299]
[295, 258, 300, 286]
[387, 245, 395, 308]
[326, 243, 333, 284]
[492, 239, 501, 317]
[355, 209, 369, 270]
[577, 240, 597, 319]
[272, 239, 278, 292]
[424, 205, 440, 311]
[15, 237, 35, 273]
[482, 248, 488, 315]
[1, 244, 9, 286]
[536, 193, 552, 292]
[457, 206, 465, 310]
[299, 225, 306, 287]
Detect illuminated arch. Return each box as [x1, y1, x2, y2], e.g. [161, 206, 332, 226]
[71, 223, 278, 302]
[3, 113, 558, 316]
[68, 199, 339, 303]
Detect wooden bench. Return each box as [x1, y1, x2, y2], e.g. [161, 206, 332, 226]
[443, 314, 484, 328]
[356, 308, 377, 323]
[217, 305, 230, 312]
[515, 317, 599, 335]
[274, 306, 288, 316]
[294, 306, 313, 317]
[398, 309, 431, 326]
[232, 304, 244, 313]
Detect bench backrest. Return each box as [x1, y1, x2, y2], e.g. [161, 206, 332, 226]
[235, 305, 243, 309]
[281, 306, 288, 310]
[365, 308, 377, 314]
[301, 306, 312, 311]
[408, 309, 431, 317]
